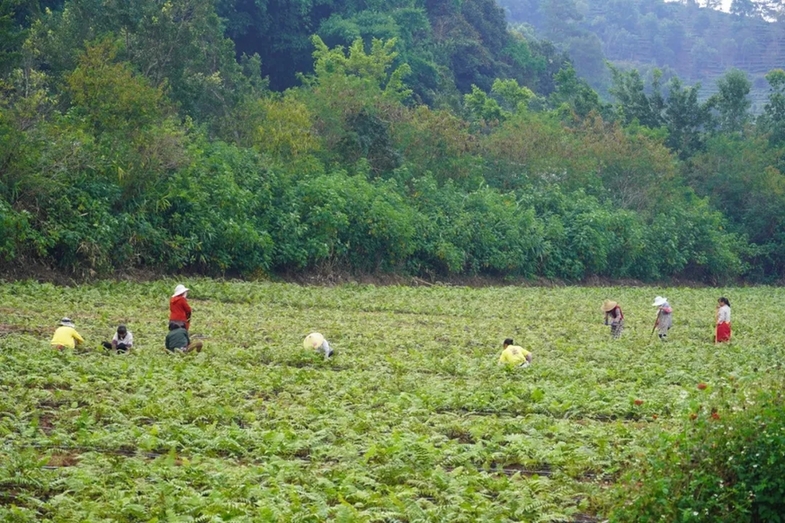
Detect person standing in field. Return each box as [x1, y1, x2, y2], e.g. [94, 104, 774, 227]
[165, 321, 203, 353]
[498, 338, 532, 367]
[51, 318, 84, 350]
[652, 296, 672, 341]
[715, 297, 731, 343]
[101, 324, 133, 353]
[169, 284, 192, 330]
[602, 300, 624, 339]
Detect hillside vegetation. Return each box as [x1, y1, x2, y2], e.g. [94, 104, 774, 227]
[500, 0, 785, 105]
[1, 0, 785, 282]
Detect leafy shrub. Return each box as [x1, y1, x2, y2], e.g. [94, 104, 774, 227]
[648, 195, 747, 282]
[409, 176, 545, 277]
[610, 381, 785, 523]
[159, 140, 275, 274]
[271, 171, 417, 272]
[0, 200, 38, 262]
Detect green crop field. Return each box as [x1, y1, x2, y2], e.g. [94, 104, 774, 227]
[1, 280, 782, 522]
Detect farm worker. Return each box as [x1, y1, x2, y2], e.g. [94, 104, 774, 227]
[498, 338, 532, 367]
[602, 300, 624, 339]
[303, 332, 334, 359]
[652, 296, 673, 341]
[165, 321, 203, 353]
[169, 284, 192, 330]
[715, 297, 732, 343]
[50, 318, 84, 350]
[101, 324, 133, 353]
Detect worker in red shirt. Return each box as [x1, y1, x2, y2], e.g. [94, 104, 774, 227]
[170, 284, 192, 330]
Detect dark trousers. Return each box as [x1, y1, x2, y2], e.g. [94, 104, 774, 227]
[102, 341, 130, 353]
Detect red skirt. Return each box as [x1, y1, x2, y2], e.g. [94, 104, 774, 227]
[716, 322, 731, 342]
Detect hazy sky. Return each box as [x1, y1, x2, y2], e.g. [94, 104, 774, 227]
[675, 0, 734, 12]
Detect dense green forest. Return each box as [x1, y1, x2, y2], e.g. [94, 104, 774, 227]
[500, 0, 785, 107]
[1, 0, 785, 282]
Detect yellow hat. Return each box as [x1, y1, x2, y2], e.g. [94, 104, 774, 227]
[303, 332, 325, 349]
[601, 300, 618, 312]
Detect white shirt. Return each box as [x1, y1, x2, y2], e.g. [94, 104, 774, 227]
[112, 331, 134, 347]
[717, 305, 731, 324]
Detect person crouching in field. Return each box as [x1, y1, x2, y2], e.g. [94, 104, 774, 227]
[652, 296, 672, 341]
[715, 297, 732, 343]
[51, 318, 84, 350]
[498, 338, 532, 367]
[101, 324, 133, 353]
[602, 300, 624, 339]
[303, 332, 334, 359]
[165, 321, 203, 353]
[169, 284, 191, 330]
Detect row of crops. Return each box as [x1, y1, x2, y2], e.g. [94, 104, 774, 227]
[1, 280, 782, 521]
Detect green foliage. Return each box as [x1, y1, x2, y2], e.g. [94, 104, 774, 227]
[609, 66, 664, 130]
[464, 84, 505, 124]
[1, 282, 783, 521]
[390, 105, 480, 186]
[610, 378, 785, 522]
[0, 0, 25, 74]
[685, 133, 785, 279]
[663, 77, 709, 159]
[0, 0, 774, 282]
[28, 0, 253, 128]
[302, 36, 411, 175]
[759, 69, 785, 146]
[159, 140, 274, 274]
[65, 39, 167, 135]
[551, 65, 607, 120]
[500, 0, 785, 107]
[216, 0, 564, 102]
[409, 177, 544, 276]
[310, 36, 412, 105]
[708, 69, 751, 135]
[0, 199, 35, 261]
[464, 78, 534, 124]
[271, 171, 417, 272]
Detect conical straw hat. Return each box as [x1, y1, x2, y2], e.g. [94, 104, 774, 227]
[303, 332, 325, 349]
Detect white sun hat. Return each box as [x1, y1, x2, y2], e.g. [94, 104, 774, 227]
[303, 332, 325, 350]
[172, 284, 189, 297]
[59, 317, 75, 327]
[652, 296, 668, 307]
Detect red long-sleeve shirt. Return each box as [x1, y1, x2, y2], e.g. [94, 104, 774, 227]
[169, 295, 192, 329]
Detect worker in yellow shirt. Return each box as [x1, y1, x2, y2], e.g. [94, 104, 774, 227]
[498, 338, 532, 367]
[51, 318, 84, 350]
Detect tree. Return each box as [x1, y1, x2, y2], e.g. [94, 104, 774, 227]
[565, 33, 606, 86]
[609, 66, 665, 129]
[491, 78, 534, 113]
[464, 84, 505, 124]
[0, 0, 24, 74]
[65, 39, 167, 135]
[550, 64, 606, 119]
[541, 0, 582, 40]
[65, 39, 187, 199]
[731, 0, 756, 17]
[30, 0, 253, 126]
[759, 69, 785, 145]
[708, 69, 751, 135]
[663, 77, 709, 159]
[302, 37, 411, 175]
